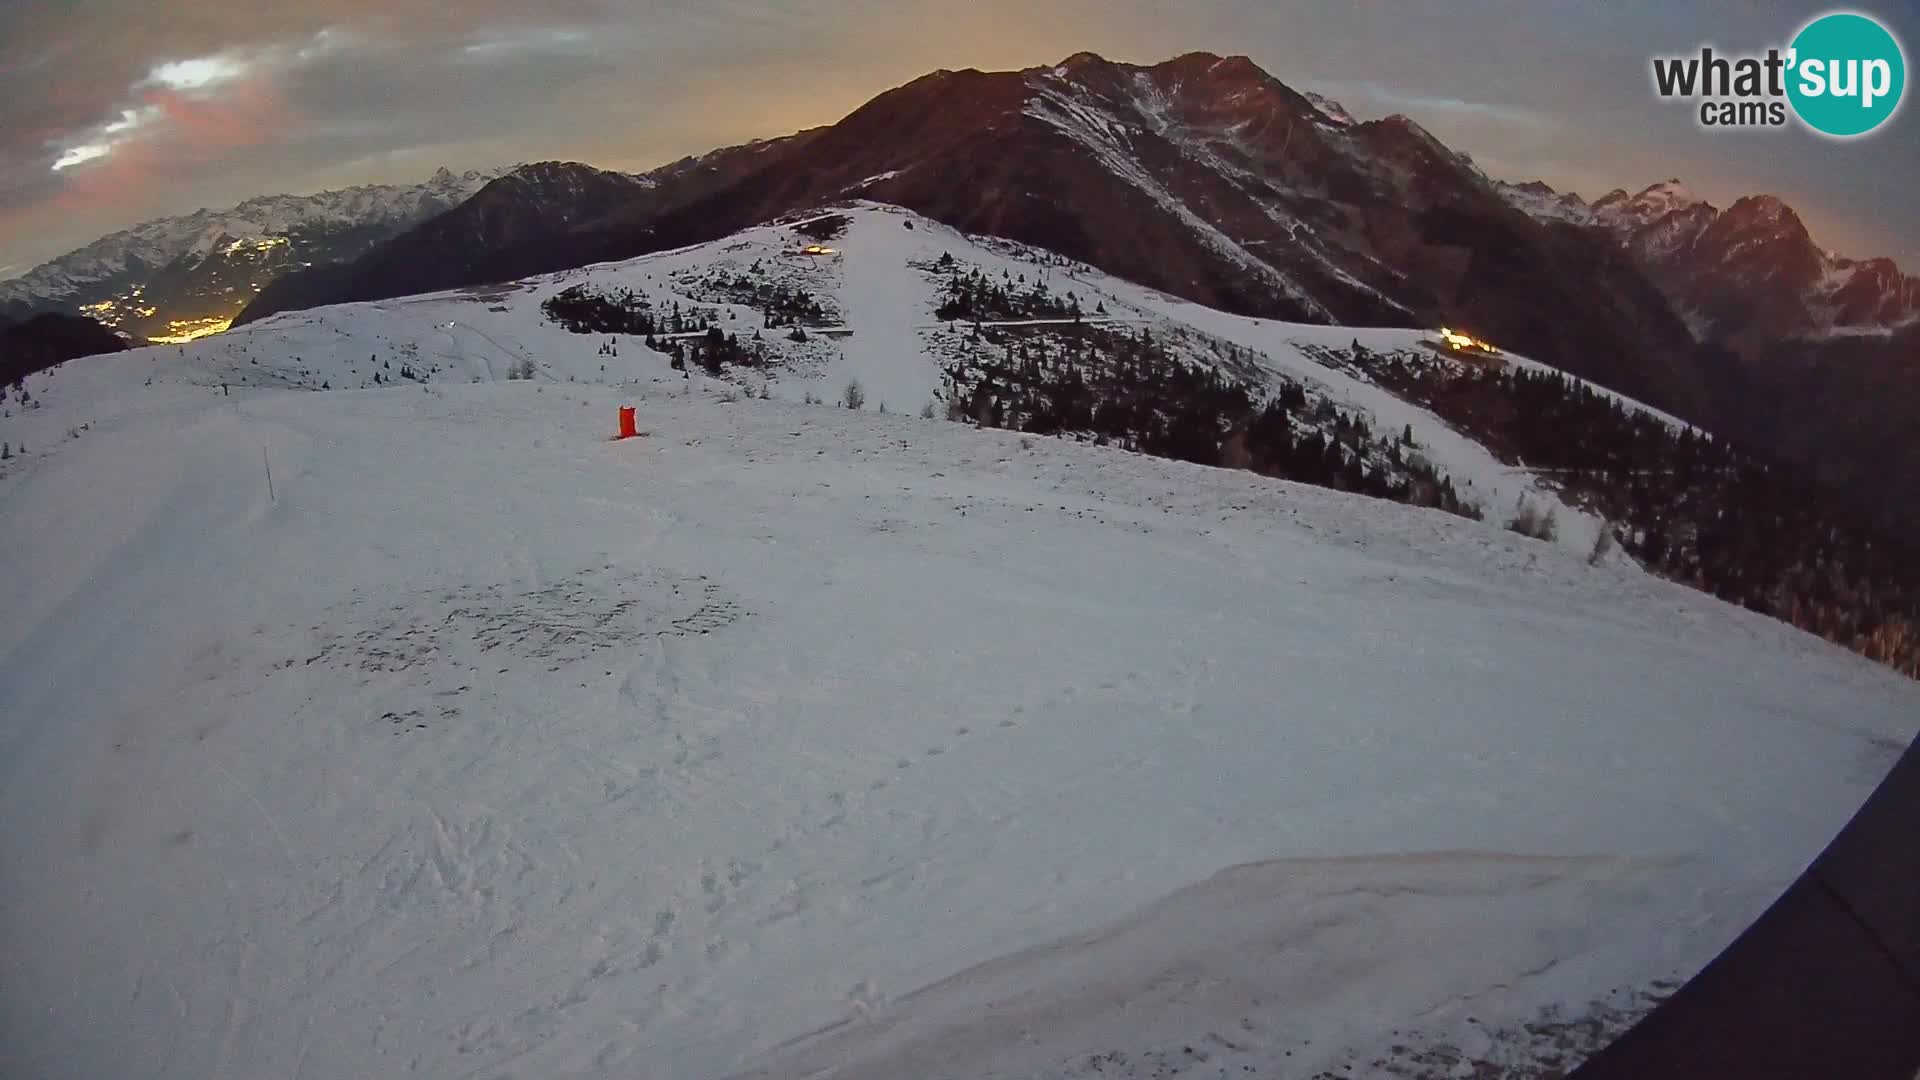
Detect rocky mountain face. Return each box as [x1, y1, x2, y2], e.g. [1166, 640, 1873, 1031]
[1500, 177, 1920, 344]
[0, 167, 504, 340]
[1498, 177, 1920, 531]
[1580, 181, 1919, 344]
[646, 50, 1717, 417]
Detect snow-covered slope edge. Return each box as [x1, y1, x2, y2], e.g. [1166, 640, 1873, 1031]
[3, 370, 1914, 1080]
[742, 853, 1694, 1079]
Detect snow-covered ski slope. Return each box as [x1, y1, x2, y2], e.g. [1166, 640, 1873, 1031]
[10, 204, 1672, 556]
[2, 205, 1916, 1079]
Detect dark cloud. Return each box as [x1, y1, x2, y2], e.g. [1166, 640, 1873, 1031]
[1, 0, 1914, 272]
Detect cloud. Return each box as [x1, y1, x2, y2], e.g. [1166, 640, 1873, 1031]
[296, 27, 355, 64]
[1388, 93, 1543, 127]
[1313, 80, 1547, 128]
[51, 145, 112, 172]
[37, 37, 329, 179]
[35, 21, 609, 182]
[459, 26, 594, 61]
[49, 106, 164, 172]
[142, 56, 252, 93]
[101, 107, 161, 137]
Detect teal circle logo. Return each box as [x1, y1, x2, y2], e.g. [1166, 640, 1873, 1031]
[1787, 11, 1906, 137]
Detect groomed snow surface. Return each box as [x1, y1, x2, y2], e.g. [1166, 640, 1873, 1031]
[3, 206, 1917, 1079]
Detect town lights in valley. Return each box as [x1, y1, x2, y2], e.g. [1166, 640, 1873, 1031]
[150, 317, 233, 344]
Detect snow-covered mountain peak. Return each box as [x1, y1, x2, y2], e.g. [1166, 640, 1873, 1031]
[1640, 177, 1702, 206]
[1054, 49, 1109, 73]
[1498, 171, 1919, 339]
[1591, 178, 1712, 229]
[1723, 192, 1796, 226]
[1303, 89, 1357, 127]
[1492, 179, 1596, 225]
[226, 50, 1715, 424]
[500, 160, 652, 199]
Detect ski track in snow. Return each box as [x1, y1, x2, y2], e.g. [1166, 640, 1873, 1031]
[1, 206, 1916, 1080]
[824, 213, 944, 415]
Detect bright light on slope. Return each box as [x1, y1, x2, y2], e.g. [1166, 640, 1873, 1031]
[1438, 326, 1499, 354]
[149, 317, 233, 344]
[222, 236, 290, 257]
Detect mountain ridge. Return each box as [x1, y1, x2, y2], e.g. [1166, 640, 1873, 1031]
[1493, 174, 1920, 534]
[238, 51, 1716, 431]
[0, 166, 508, 339]
[238, 142, 822, 326]
[1495, 177, 1920, 340]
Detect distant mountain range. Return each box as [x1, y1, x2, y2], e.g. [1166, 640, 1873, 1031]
[0, 167, 504, 340]
[239, 145, 812, 325]
[1497, 177, 1920, 344]
[1494, 177, 1920, 530]
[11, 51, 1918, 531]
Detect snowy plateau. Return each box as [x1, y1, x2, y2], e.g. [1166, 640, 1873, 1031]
[2, 205, 1915, 1079]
